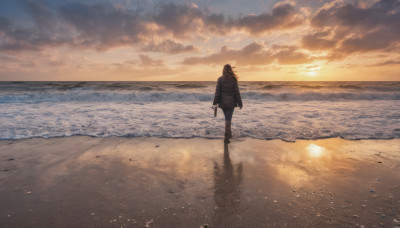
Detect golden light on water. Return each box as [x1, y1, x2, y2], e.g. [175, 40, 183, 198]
[307, 144, 325, 158]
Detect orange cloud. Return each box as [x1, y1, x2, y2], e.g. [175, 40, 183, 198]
[306, 0, 400, 56]
[182, 42, 313, 66]
[302, 31, 337, 50]
[141, 39, 198, 54]
[139, 54, 164, 67]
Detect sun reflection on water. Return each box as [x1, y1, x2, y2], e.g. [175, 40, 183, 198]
[307, 144, 325, 158]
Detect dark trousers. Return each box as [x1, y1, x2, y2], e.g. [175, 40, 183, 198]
[222, 108, 234, 121]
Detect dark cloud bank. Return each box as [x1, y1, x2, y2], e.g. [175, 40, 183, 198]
[0, 1, 302, 52]
[303, 0, 400, 59]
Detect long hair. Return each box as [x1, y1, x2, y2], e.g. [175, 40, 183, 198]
[222, 64, 238, 80]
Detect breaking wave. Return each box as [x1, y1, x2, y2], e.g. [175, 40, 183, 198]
[0, 81, 399, 141]
[0, 90, 399, 103]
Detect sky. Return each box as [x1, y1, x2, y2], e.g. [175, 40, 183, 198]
[0, 0, 399, 81]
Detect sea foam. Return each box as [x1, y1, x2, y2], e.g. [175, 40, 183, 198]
[0, 81, 399, 141]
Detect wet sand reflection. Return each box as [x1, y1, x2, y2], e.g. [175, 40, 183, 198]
[273, 141, 347, 189]
[307, 143, 325, 158]
[212, 144, 243, 227]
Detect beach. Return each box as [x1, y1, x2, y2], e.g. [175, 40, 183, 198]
[1, 0, 400, 226]
[1, 137, 399, 227]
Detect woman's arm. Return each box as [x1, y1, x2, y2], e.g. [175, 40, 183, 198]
[213, 78, 222, 105]
[234, 80, 243, 108]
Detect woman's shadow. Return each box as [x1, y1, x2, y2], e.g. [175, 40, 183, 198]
[212, 144, 243, 227]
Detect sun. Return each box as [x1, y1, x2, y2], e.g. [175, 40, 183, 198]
[304, 64, 321, 77]
[307, 71, 318, 77]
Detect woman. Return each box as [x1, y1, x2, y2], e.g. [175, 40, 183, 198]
[213, 64, 243, 143]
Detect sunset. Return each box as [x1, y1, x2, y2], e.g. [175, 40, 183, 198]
[1, 0, 399, 81]
[1, 1, 400, 227]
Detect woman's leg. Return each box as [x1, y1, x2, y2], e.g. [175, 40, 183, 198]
[224, 108, 234, 122]
[222, 108, 234, 143]
[225, 108, 234, 138]
[222, 109, 228, 120]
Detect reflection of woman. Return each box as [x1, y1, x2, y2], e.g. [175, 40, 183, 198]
[213, 144, 243, 227]
[213, 64, 243, 143]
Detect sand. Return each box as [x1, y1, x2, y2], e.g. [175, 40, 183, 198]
[0, 137, 399, 227]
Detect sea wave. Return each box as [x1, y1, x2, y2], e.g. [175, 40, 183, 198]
[0, 90, 399, 103]
[1, 98, 399, 141]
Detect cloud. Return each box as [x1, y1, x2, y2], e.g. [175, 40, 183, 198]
[0, 26, 67, 52]
[0, 54, 18, 62]
[301, 31, 337, 50]
[234, 2, 304, 35]
[0, 15, 11, 31]
[1, 1, 306, 52]
[0, 1, 69, 52]
[1, 1, 152, 52]
[19, 62, 36, 68]
[311, 3, 370, 28]
[59, 2, 150, 51]
[22, 0, 57, 31]
[2, 0, 397, 69]
[307, 0, 400, 55]
[370, 59, 400, 67]
[153, 3, 209, 38]
[339, 28, 399, 54]
[141, 39, 198, 54]
[182, 42, 313, 66]
[139, 54, 163, 66]
[153, 2, 304, 37]
[59, 2, 227, 49]
[182, 42, 274, 66]
[273, 47, 311, 65]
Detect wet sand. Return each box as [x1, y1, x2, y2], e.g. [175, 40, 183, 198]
[0, 137, 399, 227]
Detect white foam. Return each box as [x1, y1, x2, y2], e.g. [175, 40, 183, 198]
[1, 81, 399, 141]
[0, 90, 399, 103]
[0, 100, 399, 141]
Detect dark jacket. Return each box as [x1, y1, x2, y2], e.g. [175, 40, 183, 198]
[213, 75, 243, 109]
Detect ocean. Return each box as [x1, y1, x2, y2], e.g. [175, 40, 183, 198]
[0, 81, 399, 141]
